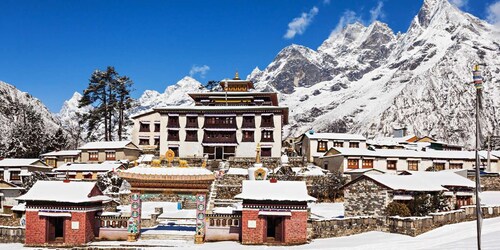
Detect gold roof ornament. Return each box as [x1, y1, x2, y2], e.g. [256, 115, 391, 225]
[255, 143, 261, 164]
[179, 160, 188, 168]
[233, 71, 240, 80]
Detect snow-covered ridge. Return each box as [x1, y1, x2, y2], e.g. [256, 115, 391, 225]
[249, 0, 500, 148]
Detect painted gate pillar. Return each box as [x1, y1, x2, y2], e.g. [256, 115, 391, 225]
[195, 193, 207, 244]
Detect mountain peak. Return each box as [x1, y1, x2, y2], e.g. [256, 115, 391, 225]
[416, 0, 456, 28]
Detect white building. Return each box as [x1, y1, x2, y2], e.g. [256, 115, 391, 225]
[0, 159, 52, 185]
[320, 148, 500, 173]
[40, 150, 81, 167]
[131, 76, 288, 159]
[295, 131, 367, 163]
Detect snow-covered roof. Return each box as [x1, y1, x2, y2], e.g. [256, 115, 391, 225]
[235, 180, 316, 202]
[17, 181, 110, 203]
[79, 141, 140, 150]
[41, 150, 81, 157]
[137, 154, 155, 163]
[304, 132, 366, 141]
[0, 180, 24, 190]
[292, 166, 326, 176]
[363, 174, 446, 192]
[0, 158, 42, 167]
[122, 166, 213, 176]
[324, 147, 499, 160]
[54, 163, 122, 172]
[401, 171, 475, 188]
[226, 168, 248, 176]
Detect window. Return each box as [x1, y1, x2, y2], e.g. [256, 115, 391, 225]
[10, 171, 21, 181]
[106, 151, 116, 161]
[169, 147, 179, 157]
[154, 138, 160, 146]
[387, 160, 397, 170]
[168, 130, 179, 141]
[260, 114, 274, 127]
[154, 123, 161, 132]
[89, 151, 99, 161]
[139, 138, 149, 145]
[261, 148, 272, 157]
[433, 163, 445, 171]
[83, 173, 93, 180]
[408, 161, 419, 171]
[242, 131, 254, 142]
[261, 131, 274, 142]
[317, 141, 328, 152]
[209, 219, 214, 226]
[362, 159, 374, 168]
[347, 159, 359, 169]
[233, 219, 239, 226]
[333, 141, 344, 147]
[167, 116, 180, 128]
[64, 157, 74, 163]
[449, 163, 463, 169]
[46, 158, 56, 167]
[186, 117, 198, 128]
[139, 122, 150, 132]
[185, 131, 198, 142]
[349, 142, 359, 148]
[323, 162, 329, 170]
[242, 116, 255, 128]
[0, 171, 4, 180]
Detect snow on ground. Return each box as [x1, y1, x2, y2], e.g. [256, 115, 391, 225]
[309, 202, 344, 220]
[2, 217, 500, 249]
[118, 201, 196, 220]
[480, 191, 500, 206]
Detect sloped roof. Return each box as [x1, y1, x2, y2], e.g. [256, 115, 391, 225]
[54, 163, 122, 172]
[0, 158, 49, 168]
[304, 132, 366, 141]
[235, 180, 316, 202]
[0, 158, 39, 166]
[79, 141, 140, 150]
[41, 150, 81, 157]
[364, 174, 446, 192]
[17, 181, 110, 203]
[122, 166, 213, 176]
[401, 171, 475, 188]
[324, 147, 499, 160]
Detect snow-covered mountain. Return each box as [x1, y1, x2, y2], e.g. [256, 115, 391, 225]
[249, 0, 500, 147]
[0, 81, 61, 146]
[130, 76, 206, 115]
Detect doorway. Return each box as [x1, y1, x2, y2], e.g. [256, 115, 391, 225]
[215, 147, 223, 159]
[266, 216, 283, 243]
[48, 217, 65, 242]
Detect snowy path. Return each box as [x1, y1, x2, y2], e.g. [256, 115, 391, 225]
[2, 217, 499, 249]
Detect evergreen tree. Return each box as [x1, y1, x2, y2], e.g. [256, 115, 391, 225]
[5, 103, 50, 157]
[45, 128, 68, 152]
[79, 66, 133, 141]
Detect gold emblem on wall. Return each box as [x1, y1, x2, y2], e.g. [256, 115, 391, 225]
[254, 168, 266, 180]
[166, 149, 175, 167]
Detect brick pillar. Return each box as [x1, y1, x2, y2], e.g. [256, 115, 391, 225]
[241, 210, 265, 244]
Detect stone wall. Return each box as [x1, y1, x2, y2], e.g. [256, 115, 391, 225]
[469, 176, 500, 191]
[309, 217, 385, 239]
[0, 226, 25, 243]
[344, 178, 389, 216]
[0, 214, 21, 227]
[310, 205, 500, 239]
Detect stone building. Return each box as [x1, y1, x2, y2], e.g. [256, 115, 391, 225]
[235, 180, 315, 245]
[0, 180, 24, 214]
[342, 172, 475, 216]
[17, 181, 110, 247]
[78, 141, 142, 163]
[131, 74, 288, 159]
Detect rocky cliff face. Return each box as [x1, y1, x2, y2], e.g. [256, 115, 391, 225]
[249, 0, 500, 147]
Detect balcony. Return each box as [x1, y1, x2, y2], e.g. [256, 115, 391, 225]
[203, 132, 237, 144]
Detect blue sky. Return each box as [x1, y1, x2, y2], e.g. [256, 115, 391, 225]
[0, 0, 498, 112]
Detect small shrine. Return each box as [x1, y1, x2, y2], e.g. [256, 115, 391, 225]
[18, 181, 110, 247]
[118, 150, 215, 194]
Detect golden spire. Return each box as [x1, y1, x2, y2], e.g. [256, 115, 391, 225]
[255, 143, 261, 164]
[233, 71, 240, 80]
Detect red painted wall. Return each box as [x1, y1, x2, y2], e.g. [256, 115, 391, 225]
[25, 210, 98, 246]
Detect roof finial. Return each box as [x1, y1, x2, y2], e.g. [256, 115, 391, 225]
[233, 70, 240, 80]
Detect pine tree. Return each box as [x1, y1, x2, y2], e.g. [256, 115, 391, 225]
[78, 66, 133, 141]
